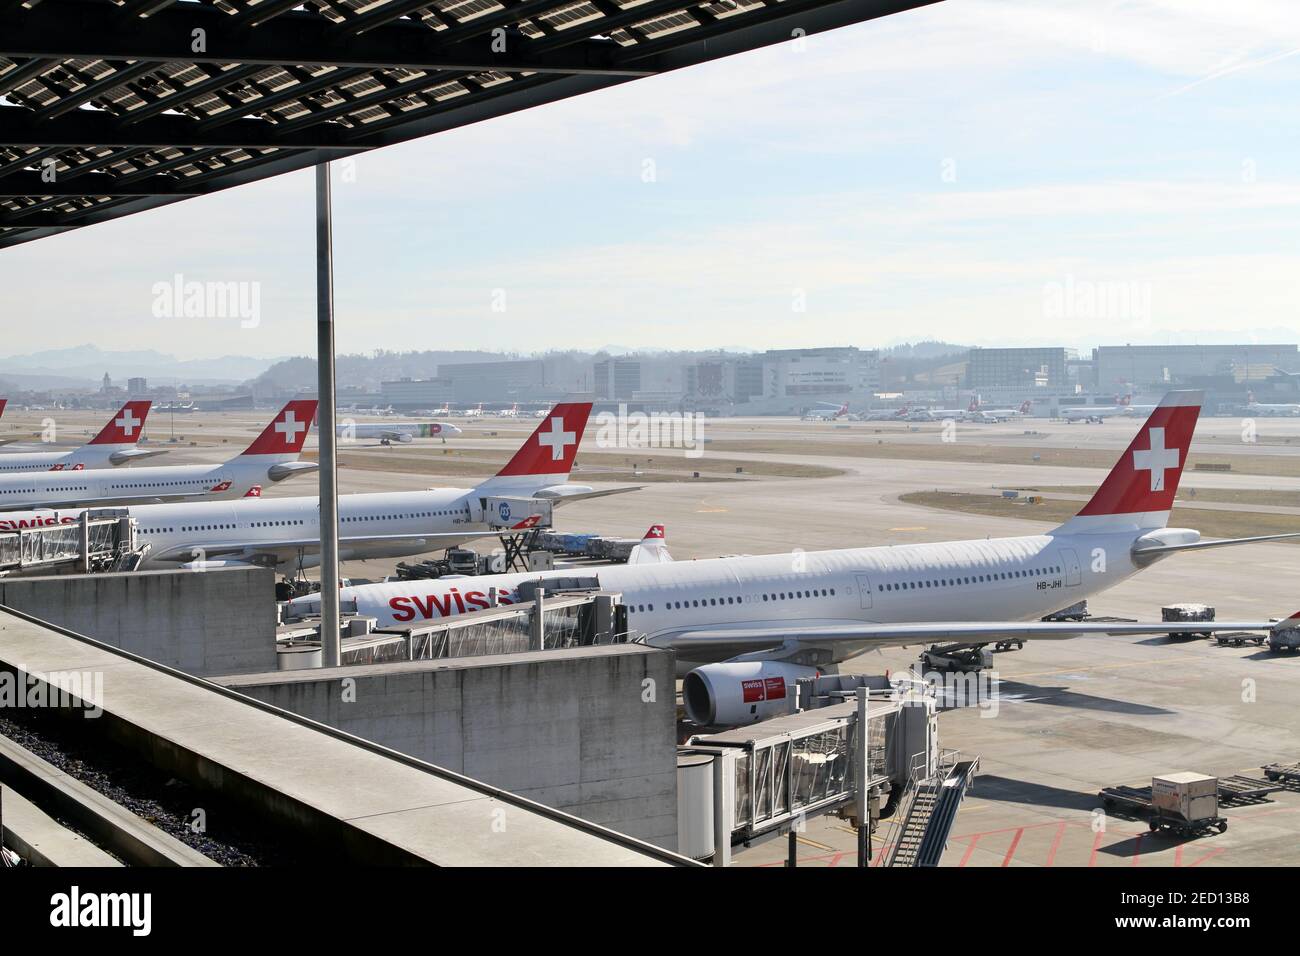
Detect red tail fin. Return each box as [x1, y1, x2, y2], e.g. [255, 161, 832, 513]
[494, 403, 592, 477]
[241, 400, 318, 456]
[89, 400, 151, 445]
[0, 398, 7, 420]
[1060, 391, 1201, 531]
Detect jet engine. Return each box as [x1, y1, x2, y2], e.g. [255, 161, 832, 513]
[682, 660, 818, 726]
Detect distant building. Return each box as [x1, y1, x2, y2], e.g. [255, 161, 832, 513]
[379, 378, 454, 409]
[127, 377, 148, 396]
[760, 347, 881, 400]
[685, 358, 763, 406]
[593, 359, 641, 401]
[966, 348, 1072, 389]
[1093, 344, 1299, 391]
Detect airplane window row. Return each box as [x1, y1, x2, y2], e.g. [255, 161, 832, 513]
[341, 511, 454, 522]
[142, 519, 309, 533]
[111, 479, 211, 488]
[762, 588, 834, 601]
[3, 486, 91, 493]
[628, 587, 839, 614]
[879, 566, 1062, 591]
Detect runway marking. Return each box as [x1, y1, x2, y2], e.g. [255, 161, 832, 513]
[889, 526, 928, 532]
[958, 834, 982, 867]
[1001, 828, 1024, 866]
[1045, 822, 1066, 866]
[1175, 844, 1225, 868]
[796, 836, 835, 851]
[695, 500, 728, 513]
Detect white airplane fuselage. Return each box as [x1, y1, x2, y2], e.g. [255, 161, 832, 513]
[307, 529, 1144, 665]
[0, 445, 124, 473]
[0, 457, 288, 510]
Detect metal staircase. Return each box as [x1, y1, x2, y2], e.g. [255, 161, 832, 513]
[883, 752, 979, 867]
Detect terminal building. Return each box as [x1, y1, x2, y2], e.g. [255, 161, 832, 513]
[1092, 344, 1299, 391]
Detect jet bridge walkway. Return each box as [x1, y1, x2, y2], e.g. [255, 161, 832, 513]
[0, 511, 142, 578]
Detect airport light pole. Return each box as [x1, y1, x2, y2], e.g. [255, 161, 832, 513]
[315, 162, 341, 668]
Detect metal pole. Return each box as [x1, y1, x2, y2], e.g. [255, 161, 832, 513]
[856, 685, 870, 867]
[787, 827, 797, 868]
[315, 163, 341, 668]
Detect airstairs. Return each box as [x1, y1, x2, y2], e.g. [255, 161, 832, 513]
[883, 751, 979, 867]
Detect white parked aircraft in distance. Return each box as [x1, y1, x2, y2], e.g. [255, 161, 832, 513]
[0, 401, 317, 511]
[857, 405, 911, 422]
[304, 391, 1299, 725]
[1062, 395, 1132, 423]
[970, 399, 1033, 422]
[802, 402, 848, 421]
[0, 404, 631, 572]
[0, 400, 165, 471]
[336, 420, 462, 444]
[1245, 391, 1300, 417]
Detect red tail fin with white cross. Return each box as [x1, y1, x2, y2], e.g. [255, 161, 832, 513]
[1056, 391, 1201, 534]
[239, 400, 318, 458]
[493, 403, 591, 478]
[89, 400, 152, 445]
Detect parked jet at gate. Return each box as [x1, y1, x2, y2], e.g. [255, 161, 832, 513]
[0, 401, 317, 511]
[302, 391, 1299, 725]
[0, 403, 629, 571]
[0, 401, 163, 472]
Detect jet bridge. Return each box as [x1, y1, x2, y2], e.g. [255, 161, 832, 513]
[678, 681, 939, 865]
[0, 510, 142, 578]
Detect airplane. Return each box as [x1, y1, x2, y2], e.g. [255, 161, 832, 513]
[298, 390, 1300, 726]
[496, 403, 521, 419]
[1245, 391, 1300, 417]
[0, 401, 165, 472]
[907, 400, 972, 422]
[855, 405, 910, 422]
[336, 420, 463, 445]
[0, 403, 632, 571]
[802, 402, 849, 421]
[0, 401, 317, 511]
[1062, 395, 1131, 423]
[970, 399, 1033, 422]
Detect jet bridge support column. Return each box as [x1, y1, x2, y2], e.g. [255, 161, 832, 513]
[315, 162, 341, 668]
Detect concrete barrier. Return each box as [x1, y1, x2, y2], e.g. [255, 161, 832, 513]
[0, 567, 276, 676]
[219, 644, 680, 849]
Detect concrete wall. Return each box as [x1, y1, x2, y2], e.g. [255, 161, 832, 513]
[0, 567, 276, 676]
[218, 644, 679, 850]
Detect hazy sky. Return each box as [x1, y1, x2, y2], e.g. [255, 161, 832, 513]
[2, 0, 1298, 360]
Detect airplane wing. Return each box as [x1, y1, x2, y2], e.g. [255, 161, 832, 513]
[652, 616, 1295, 652]
[146, 529, 504, 565]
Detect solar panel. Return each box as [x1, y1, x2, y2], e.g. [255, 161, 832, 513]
[0, 0, 937, 248]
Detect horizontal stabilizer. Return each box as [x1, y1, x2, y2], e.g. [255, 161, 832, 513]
[1134, 531, 1300, 558]
[534, 485, 642, 504]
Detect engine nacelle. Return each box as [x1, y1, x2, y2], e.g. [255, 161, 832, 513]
[396, 432, 414, 443]
[683, 661, 818, 726]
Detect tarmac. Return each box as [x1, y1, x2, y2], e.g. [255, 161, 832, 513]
[6, 406, 1300, 866]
